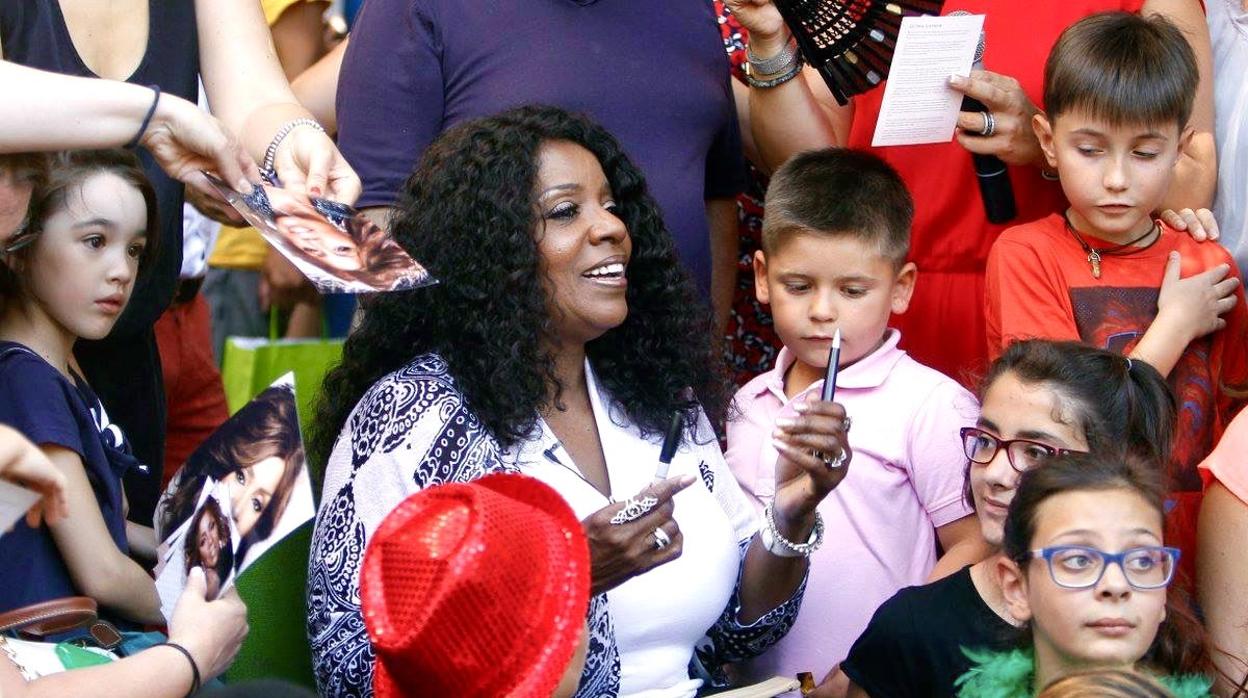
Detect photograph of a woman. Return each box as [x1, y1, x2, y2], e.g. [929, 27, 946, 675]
[205, 174, 430, 293]
[182, 495, 234, 598]
[156, 383, 304, 570]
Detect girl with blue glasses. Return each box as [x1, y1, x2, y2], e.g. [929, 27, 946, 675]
[957, 452, 1212, 696]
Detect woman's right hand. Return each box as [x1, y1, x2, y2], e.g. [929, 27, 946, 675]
[167, 567, 249, 682]
[1156, 251, 1239, 343]
[582, 475, 695, 595]
[723, 0, 790, 54]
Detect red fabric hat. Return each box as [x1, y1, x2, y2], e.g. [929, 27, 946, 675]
[361, 473, 590, 698]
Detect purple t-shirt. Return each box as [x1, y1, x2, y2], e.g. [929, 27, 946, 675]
[336, 0, 745, 294]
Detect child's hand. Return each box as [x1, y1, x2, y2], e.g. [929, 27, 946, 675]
[771, 397, 851, 527]
[0, 424, 68, 528]
[1156, 251, 1239, 342]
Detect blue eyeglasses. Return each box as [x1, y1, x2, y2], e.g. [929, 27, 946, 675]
[1019, 545, 1181, 590]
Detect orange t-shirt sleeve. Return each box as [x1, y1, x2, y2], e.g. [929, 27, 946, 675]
[1200, 408, 1248, 503]
[985, 232, 1080, 360]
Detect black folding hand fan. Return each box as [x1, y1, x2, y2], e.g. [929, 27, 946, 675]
[773, 0, 947, 105]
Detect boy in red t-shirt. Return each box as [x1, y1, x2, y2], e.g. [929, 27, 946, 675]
[984, 12, 1247, 581]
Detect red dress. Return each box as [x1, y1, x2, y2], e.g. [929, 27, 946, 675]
[847, 0, 1144, 385]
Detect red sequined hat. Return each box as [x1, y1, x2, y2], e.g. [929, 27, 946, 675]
[361, 473, 590, 698]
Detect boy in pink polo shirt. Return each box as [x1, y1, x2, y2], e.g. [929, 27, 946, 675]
[725, 149, 989, 687]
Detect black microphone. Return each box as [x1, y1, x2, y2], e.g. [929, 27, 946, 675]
[954, 16, 1016, 224]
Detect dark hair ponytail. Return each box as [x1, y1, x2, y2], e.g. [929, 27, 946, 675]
[1004, 452, 1213, 679]
[982, 340, 1175, 466]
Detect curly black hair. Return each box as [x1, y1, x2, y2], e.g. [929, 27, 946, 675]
[309, 106, 730, 470]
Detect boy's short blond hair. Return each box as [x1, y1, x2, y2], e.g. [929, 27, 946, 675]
[761, 148, 912, 267]
[1044, 12, 1198, 129]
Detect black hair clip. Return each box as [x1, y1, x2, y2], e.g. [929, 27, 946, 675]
[2, 216, 37, 255]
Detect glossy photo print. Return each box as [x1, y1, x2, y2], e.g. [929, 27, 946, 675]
[153, 481, 239, 620]
[204, 172, 433, 294]
[152, 374, 315, 620]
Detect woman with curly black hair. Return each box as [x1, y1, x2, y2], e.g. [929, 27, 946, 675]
[307, 105, 849, 698]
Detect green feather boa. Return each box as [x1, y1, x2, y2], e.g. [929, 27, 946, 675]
[953, 647, 1212, 697]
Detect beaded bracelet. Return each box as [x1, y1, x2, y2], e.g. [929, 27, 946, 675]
[746, 37, 798, 76]
[262, 118, 326, 174]
[760, 501, 824, 557]
[744, 53, 806, 89]
[159, 642, 201, 698]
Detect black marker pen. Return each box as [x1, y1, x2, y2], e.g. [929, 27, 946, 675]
[652, 412, 684, 483]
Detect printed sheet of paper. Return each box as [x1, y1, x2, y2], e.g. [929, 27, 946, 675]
[871, 13, 985, 147]
[203, 173, 434, 295]
[0, 480, 39, 533]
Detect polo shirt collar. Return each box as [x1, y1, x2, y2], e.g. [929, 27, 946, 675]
[753, 329, 907, 401]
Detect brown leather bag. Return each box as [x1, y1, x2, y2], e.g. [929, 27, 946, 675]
[0, 597, 98, 639]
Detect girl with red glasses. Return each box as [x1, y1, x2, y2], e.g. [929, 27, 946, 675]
[841, 339, 1179, 697]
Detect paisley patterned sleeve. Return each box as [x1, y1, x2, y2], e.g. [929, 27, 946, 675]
[306, 355, 512, 698]
[701, 538, 807, 666]
[695, 409, 807, 667]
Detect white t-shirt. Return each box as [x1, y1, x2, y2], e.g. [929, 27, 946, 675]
[1210, 0, 1248, 272]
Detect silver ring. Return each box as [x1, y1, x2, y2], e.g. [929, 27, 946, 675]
[653, 527, 672, 550]
[843, 416, 852, 433]
[979, 110, 996, 137]
[610, 496, 658, 525]
[815, 449, 849, 469]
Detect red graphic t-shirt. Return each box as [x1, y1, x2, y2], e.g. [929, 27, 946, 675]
[985, 214, 1248, 584]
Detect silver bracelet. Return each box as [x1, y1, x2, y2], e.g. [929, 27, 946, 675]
[744, 54, 805, 89]
[262, 118, 326, 174]
[746, 37, 798, 77]
[760, 501, 823, 557]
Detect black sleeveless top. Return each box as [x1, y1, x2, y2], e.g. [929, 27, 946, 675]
[2, 1, 200, 523]
[1, 0, 199, 336]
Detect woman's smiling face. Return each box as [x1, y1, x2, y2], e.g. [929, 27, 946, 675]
[196, 508, 223, 567]
[532, 140, 632, 348]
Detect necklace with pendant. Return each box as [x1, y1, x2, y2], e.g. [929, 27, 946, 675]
[1063, 213, 1161, 279]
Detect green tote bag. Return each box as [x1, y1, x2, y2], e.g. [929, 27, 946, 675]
[221, 310, 344, 429]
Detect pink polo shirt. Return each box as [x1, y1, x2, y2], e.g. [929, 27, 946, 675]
[725, 329, 979, 678]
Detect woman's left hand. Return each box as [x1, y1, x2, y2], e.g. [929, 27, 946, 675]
[771, 398, 850, 530]
[949, 70, 1045, 168]
[271, 127, 361, 204]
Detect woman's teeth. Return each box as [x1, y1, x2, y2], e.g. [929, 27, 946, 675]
[583, 262, 625, 278]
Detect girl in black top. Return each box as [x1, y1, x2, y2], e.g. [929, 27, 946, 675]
[841, 340, 1176, 697]
[1, 0, 357, 523]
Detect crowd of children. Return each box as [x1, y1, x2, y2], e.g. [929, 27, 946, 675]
[1, 3, 1247, 698]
